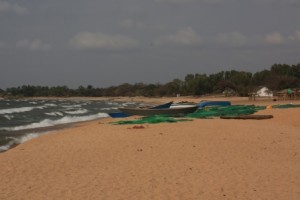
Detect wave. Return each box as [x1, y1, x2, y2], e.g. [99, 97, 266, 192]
[64, 109, 88, 115]
[0, 113, 109, 131]
[45, 112, 64, 116]
[0, 104, 57, 115]
[62, 104, 82, 108]
[100, 107, 118, 111]
[0, 133, 43, 152]
[107, 102, 120, 106]
[44, 103, 57, 107]
[121, 102, 138, 107]
[4, 115, 14, 120]
[0, 106, 37, 114]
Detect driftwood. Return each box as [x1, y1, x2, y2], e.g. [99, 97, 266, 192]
[220, 115, 273, 120]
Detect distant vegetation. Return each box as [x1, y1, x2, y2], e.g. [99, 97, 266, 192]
[1, 63, 300, 98]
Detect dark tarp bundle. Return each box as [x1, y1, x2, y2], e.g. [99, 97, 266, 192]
[272, 104, 300, 109]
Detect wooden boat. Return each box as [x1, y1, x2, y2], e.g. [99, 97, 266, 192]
[198, 101, 231, 108]
[108, 112, 130, 118]
[109, 101, 173, 118]
[150, 101, 173, 109]
[170, 101, 197, 108]
[119, 105, 198, 116]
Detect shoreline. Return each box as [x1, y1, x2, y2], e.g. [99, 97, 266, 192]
[0, 118, 102, 153]
[1, 96, 300, 153]
[3, 94, 299, 104]
[0, 97, 300, 199]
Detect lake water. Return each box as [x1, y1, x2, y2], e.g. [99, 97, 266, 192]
[0, 98, 143, 152]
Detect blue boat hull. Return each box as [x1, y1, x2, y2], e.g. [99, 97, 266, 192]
[198, 101, 231, 108]
[109, 112, 130, 118]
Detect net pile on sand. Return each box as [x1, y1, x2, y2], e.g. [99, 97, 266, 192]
[112, 104, 300, 124]
[112, 105, 266, 124]
[187, 105, 266, 118]
[111, 115, 192, 125]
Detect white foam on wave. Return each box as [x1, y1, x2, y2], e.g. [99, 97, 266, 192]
[62, 104, 82, 108]
[44, 103, 57, 107]
[4, 115, 14, 120]
[45, 112, 64, 116]
[0, 104, 54, 115]
[107, 102, 120, 106]
[64, 109, 88, 115]
[101, 107, 113, 111]
[0, 113, 109, 131]
[121, 102, 137, 107]
[0, 106, 36, 114]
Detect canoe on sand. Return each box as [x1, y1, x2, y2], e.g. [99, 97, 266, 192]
[109, 101, 173, 118]
[119, 105, 198, 116]
[220, 115, 273, 120]
[198, 101, 231, 108]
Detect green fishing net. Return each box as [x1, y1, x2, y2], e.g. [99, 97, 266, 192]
[111, 105, 266, 124]
[186, 105, 266, 119]
[111, 104, 300, 124]
[111, 115, 192, 125]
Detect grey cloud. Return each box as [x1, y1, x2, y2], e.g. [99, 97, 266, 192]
[69, 32, 140, 51]
[154, 27, 203, 46]
[262, 31, 300, 45]
[154, 0, 224, 4]
[118, 18, 165, 32]
[289, 31, 300, 42]
[0, 41, 6, 48]
[212, 31, 300, 47]
[264, 32, 285, 45]
[255, 0, 300, 6]
[0, 1, 29, 15]
[118, 19, 147, 29]
[16, 39, 51, 51]
[201, 0, 224, 3]
[214, 32, 248, 47]
[0, 1, 9, 12]
[12, 4, 29, 15]
[154, 0, 194, 3]
[1, 0, 300, 89]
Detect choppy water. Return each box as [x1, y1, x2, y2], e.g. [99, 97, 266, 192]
[0, 98, 142, 152]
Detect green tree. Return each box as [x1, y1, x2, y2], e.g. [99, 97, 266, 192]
[49, 86, 70, 97]
[252, 70, 271, 86]
[291, 64, 300, 79]
[164, 79, 184, 96]
[209, 71, 225, 93]
[271, 64, 292, 76]
[115, 83, 133, 96]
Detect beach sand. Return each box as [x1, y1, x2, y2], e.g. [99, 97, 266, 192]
[0, 97, 300, 200]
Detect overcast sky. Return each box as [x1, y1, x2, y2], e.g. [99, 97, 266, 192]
[1, 0, 300, 89]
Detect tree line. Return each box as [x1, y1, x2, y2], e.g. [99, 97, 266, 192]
[1, 63, 300, 98]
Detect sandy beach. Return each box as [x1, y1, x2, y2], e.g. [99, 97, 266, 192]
[0, 97, 300, 200]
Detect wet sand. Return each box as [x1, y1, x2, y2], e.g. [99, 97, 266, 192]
[0, 97, 300, 200]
